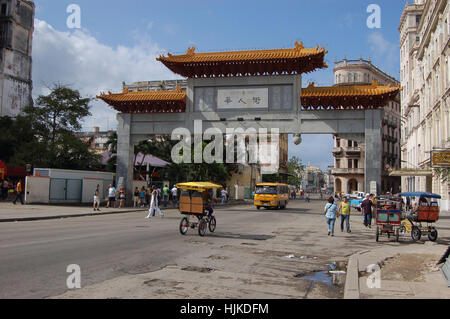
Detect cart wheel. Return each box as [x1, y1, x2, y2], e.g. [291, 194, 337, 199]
[198, 218, 207, 237]
[209, 216, 216, 233]
[376, 226, 380, 242]
[395, 228, 400, 242]
[428, 228, 438, 242]
[179, 217, 189, 235]
[411, 226, 421, 242]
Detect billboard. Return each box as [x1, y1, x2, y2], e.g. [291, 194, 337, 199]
[432, 151, 450, 168]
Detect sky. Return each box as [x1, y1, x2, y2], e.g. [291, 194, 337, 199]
[32, 0, 407, 170]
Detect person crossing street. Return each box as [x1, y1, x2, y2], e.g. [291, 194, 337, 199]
[146, 186, 164, 219]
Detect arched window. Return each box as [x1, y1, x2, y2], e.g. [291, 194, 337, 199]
[348, 73, 352, 82]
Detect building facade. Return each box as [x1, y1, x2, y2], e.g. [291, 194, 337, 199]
[76, 127, 115, 153]
[398, 0, 450, 209]
[332, 57, 402, 194]
[0, 0, 34, 117]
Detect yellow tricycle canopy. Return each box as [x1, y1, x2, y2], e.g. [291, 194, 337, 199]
[176, 182, 222, 192]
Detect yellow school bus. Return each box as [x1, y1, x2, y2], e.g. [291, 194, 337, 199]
[254, 183, 289, 210]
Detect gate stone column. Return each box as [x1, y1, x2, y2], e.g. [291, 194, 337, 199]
[364, 109, 383, 195]
[116, 113, 135, 207]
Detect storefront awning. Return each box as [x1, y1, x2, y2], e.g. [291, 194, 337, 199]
[389, 169, 432, 177]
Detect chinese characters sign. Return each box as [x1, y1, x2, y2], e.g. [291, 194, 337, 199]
[432, 151, 450, 168]
[217, 88, 268, 109]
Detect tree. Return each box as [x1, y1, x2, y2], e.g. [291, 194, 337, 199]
[19, 84, 100, 169]
[287, 156, 304, 186]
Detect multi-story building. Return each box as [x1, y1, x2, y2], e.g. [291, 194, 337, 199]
[300, 164, 325, 191]
[332, 57, 402, 195]
[398, 0, 450, 209]
[76, 127, 115, 153]
[0, 0, 34, 117]
[124, 79, 187, 92]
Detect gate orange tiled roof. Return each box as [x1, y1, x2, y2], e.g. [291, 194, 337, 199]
[157, 41, 328, 77]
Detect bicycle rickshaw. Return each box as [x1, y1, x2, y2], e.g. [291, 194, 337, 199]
[399, 192, 441, 242]
[375, 195, 403, 242]
[176, 182, 222, 237]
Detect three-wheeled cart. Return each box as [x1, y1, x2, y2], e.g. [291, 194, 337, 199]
[176, 182, 222, 237]
[375, 196, 403, 242]
[399, 192, 441, 242]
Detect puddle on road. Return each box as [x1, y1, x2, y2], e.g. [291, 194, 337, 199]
[294, 261, 347, 287]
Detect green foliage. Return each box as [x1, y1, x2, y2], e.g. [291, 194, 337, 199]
[287, 156, 304, 186]
[2, 85, 100, 170]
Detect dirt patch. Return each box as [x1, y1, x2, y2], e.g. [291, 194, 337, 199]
[378, 253, 440, 282]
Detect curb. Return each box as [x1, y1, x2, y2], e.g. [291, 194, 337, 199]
[0, 208, 147, 223]
[0, 201, 252, 223]
[344, 253, 360, 299]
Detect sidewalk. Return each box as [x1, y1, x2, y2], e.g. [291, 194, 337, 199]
[0, 199, 251, 222]
[344, 242, 450, 299]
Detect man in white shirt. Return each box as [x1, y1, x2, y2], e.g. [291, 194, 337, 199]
[146, 186, 164, 219]
[106, 184, 117, 208]
[221, 189, 227, 204]
[171, 186, 178, 207]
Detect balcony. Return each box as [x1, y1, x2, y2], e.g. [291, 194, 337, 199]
[345, 147, 362, 157]
[332, 168, 364, 175]
[332, 147, 344, 157]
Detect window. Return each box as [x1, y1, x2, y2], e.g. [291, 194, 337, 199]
[348, 140, 353, 148]
[336, 159, 341, 168]
[354, 159, 359, 169]
[1, 4, 6, 15]
[348, 73, 353, 82]
[354, 141, 358, 147]
[416, 15, 421, 27]
[348, 159, 353, 169]
[336, 138, 341, 147]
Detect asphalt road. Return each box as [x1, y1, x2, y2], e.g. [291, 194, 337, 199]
[1, 200, 449, 299]
[0, 203, 280, 298]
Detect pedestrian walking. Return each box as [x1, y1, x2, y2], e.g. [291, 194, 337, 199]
[146, 186, 164, 218]
[139, 186, 146, 207]
[133, 187, 140, 208]
[361, 194, 373, 228]
[324, 196, 338, 236]
[1, 179, 8, 200]
[93, 184, 101, 211]
[221, 188, 227, 204]
[13, 179, 24, 205]
[119, 187, 126, 208]
[106, 184, 117, 208]
[162, 184, 169, 208]
[171, 185, 178, 207]
[337, 196, 351, 233]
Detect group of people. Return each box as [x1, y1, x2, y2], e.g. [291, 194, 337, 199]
[1, 178, 25, 205]
[94, 184, 179, 215]
[92, 184, 129, 211]
[323, 193, 376, 236]
[134, 185, 178, 209]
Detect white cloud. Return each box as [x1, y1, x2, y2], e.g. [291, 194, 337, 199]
[32, 19, 179, 131]
[367, 32, 399, 76]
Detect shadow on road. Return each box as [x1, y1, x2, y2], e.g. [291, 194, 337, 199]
[209, 233, 275, 241]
